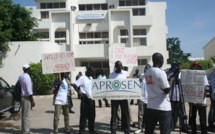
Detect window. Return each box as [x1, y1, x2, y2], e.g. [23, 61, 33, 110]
[134, 38, 147, 46]
[138, 59, 147, 65]
[101, 4, 108, 10]
[55, 40, 66, 44]
[41, 12, 49, 19]
[120, 30, 128, 36]
[119, 0, 146, 6]
[94, 4, 100, 10]
[79, 4, 108, 11]
[54, 3, 59, 8]
[40, 2, 66, 9]
[87, 33, 93, 38]
[94, 32, 101, 38]
[60, 2, 66, 8]
[133, 29, 147, 35]
[102, 32, 108, 38]
[119, 1, 125, 6]
[121, 38, 127, 43]
[47, 3, 53, 8]
[139, 0, 145, 5]
[86, 5, 93, 10]
[133, 8, 145, 16]
[41, 32, 49, 38]
[79, 5, 85, 11]
[41, 3, 46, 9]
[55, 32, 66, 38]
[80, 33, 86, 39]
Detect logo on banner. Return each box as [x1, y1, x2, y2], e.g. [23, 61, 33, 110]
[92, 80, 141, 95]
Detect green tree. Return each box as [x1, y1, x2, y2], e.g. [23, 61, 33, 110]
[30, 62, 58, 94]
[210, 56, 215, 63]
[167, 37, 191, 64]
[0, 0, 42, 56]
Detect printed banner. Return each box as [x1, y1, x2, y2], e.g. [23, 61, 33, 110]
[181, 70, 205, 104]
[42, 51, 75, 74]
[77, 14, 105, 20]
[109, 47, 137, 66]
[92, 79, 141, 100]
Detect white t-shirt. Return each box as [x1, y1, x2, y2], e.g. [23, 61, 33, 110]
[109, 70, 127, 100]
[75, 75, 93, 99]
[109, 70, 128, 79]
[19, 73, 33, 96]
[145, 67, 171, 111]
[55, 79, 68, 105]
[140, 73, 148, 104]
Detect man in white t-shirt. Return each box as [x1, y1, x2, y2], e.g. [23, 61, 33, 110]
[189, 61, 209, 134]
[134, 64, 151, 134]
[144, 53, 175, 134]
[109, 61, 130, 134]
[71, 67, 97, 134]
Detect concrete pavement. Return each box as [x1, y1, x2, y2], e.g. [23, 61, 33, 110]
[0, 95, 214, 134]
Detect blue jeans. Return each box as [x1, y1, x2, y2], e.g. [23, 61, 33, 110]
[208, 99, 215, 129]
[145, 108, 171, 134]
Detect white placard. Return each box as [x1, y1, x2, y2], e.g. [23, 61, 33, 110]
[42, 51, 75, 74]
[109, 47, 138, 66]
[92, 79, 141, 100]
[181, 70, 205, 104]
[77, 14, 105, 20]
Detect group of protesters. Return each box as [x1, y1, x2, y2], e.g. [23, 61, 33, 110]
[18, 52, 215, 134]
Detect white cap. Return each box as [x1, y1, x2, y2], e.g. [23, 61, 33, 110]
[22, 64, 30, 69]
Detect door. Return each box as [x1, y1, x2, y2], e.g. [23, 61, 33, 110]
[0, 78, 13, 110]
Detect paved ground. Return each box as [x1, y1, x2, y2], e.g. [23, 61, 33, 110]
[0, 95, 214, 134]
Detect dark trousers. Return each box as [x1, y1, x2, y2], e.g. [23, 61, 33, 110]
[79, 96, 96, 133]
[190, 104, 207, 134]
[110, 100, 130, 134]
[145, 108, 171, 134]
[208, 99, 215, 129]
[98, 99, 109, 107]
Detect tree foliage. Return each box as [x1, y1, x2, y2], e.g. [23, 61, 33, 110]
[29, 62, 58, 92]
[0, 0, 41, 54]
[167, 37, 191, 64]
[210, 56, 215, 64]
[181, 60, 213, 70]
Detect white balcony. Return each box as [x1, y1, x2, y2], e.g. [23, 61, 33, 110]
[132, 16, 152, 26]
[74, 44, 109, 58]
[135, 45, 154, 56]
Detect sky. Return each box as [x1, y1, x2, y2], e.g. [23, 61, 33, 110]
[13, 0, 215, 58]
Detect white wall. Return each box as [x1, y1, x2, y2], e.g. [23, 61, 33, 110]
[0, 42, 60, 85]
[203, 37, 215, 60]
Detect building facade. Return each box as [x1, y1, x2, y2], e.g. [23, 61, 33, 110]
[203, 37, 215, 61]
[31, 0, 169, 75]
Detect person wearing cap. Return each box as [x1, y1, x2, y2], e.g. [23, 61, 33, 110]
[19, 64, 35, 134]
[189, 61, 209, 134]
[97, 69, 110, 108]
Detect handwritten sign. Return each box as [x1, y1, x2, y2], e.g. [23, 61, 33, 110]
[109, 47, 137, 66]
[42, 51, 75, 74]
[92, 79, 141, 100]
[181, 70, 205, 104]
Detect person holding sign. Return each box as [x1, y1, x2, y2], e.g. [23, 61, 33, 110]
[144, 53, 175, 134]
[71, 67, 97, 134]
[109, 61, 130, 134]
[189, 61, 209, 134]
[53, 73, 71, 134]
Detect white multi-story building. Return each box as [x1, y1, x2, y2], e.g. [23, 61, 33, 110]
[32, 0, 169, 74]
[0, 0, 169, 85]
[203, 37, 215, 61]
